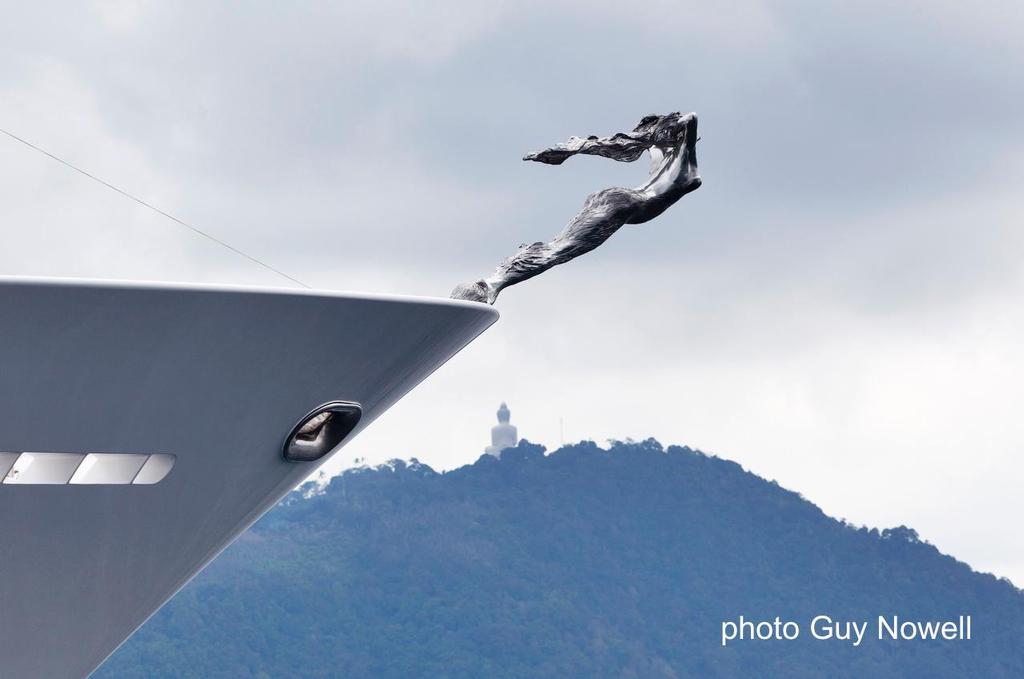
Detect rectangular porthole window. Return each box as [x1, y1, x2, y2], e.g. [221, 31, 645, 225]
[0, 453, 19, 479]
[70, 454, 149, 485]
[132, 454, 175, 485]
[5, 453, 85, 484]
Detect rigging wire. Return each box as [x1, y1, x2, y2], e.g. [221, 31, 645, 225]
[0, 127, 310, 289]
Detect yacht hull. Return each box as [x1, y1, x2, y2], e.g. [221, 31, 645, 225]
[0, 278, 497, 678]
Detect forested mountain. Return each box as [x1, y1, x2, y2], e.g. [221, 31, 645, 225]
[96, 439, 1024, 678]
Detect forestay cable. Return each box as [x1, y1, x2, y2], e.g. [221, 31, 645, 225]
[0, 127, 310, 289]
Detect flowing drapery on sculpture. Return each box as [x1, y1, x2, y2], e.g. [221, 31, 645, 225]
[451, 112, 702, 304]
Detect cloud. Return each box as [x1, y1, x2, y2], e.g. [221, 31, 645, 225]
[1, 1, 1023, 584]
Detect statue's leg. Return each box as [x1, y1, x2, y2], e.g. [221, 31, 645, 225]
[483, 187, 643, 300]
[451, 187, 644, 304]
[451, 233, 600, 304]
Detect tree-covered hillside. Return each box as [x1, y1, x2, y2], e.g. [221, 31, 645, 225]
[96, 439, 1024, 678]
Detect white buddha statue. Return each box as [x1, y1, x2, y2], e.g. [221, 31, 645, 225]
[485, 402, 518, 457]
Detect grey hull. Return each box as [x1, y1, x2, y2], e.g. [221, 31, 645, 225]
[0, 278, 497, 678]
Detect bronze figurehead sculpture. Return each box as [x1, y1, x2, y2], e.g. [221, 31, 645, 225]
[452, 112, 701, 304]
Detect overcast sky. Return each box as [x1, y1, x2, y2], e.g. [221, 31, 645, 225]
[2, 1, 1023, 584]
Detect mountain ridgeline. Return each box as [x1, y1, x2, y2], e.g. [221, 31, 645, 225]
[96, 440, 1024, 678]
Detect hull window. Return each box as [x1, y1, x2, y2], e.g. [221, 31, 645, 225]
[1, 452, 175, 485]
